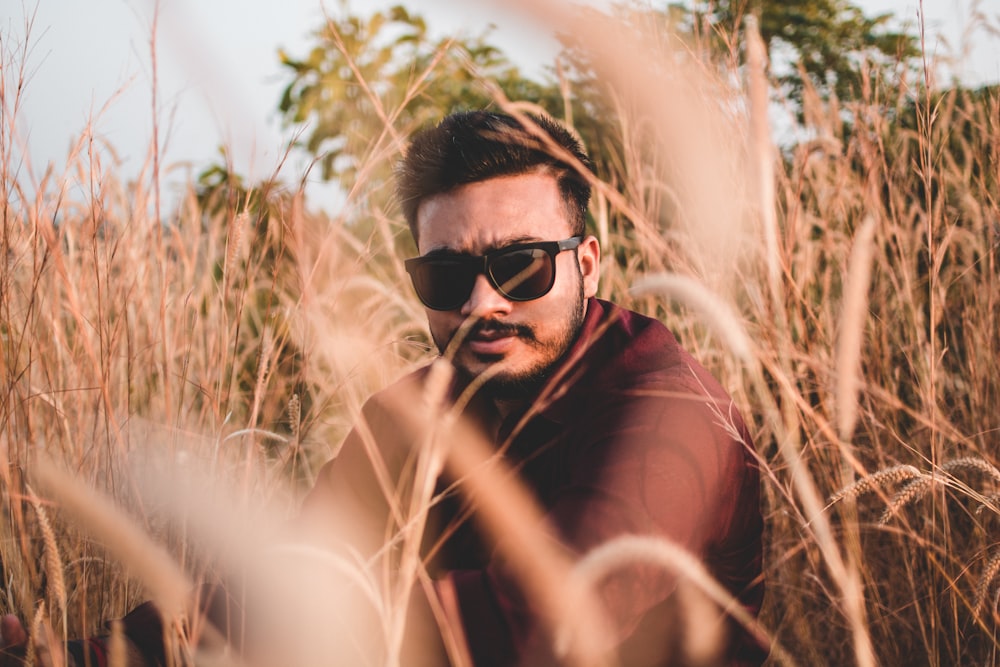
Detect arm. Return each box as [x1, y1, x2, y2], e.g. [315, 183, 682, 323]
[1, 613, 151, 667]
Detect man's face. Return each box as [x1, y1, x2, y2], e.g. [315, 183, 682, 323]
[414, 171, 600, 396]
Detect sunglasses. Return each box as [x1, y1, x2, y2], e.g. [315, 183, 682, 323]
[404, 236, 583, 311]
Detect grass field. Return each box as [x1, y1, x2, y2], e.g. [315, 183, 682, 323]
[2, 4, 999, 666]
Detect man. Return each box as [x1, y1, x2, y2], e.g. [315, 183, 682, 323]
[298, 110, 764, 665]
[1, 110, 764, 666]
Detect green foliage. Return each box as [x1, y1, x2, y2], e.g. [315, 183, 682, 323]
[192, 155, 310, 444]
[272, 0, 922, 270]
[274, 0, 923, 192]
[686, 0, 920, 106]
[277, 4, 547, 197]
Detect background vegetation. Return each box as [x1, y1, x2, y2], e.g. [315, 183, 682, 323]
[1, 0, 999, 664]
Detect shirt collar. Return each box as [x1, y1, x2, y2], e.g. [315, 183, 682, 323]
[500, 297, 620, 430]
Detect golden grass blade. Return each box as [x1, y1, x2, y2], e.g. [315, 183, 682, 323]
[335, 360, 617, 666]
[485, 1, 751, 287]
[566, 534, 787, 666]
[410, 378, 618, 666]
[745, 15, 782, 305]
[835, 215, 877, 442]
[941, 456, 1000, 483]
[630, 273, 754, 365]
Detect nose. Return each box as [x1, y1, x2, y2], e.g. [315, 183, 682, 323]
[460, 273, 513, 318]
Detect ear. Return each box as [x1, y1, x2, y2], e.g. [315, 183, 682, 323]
[578, 235, 601, 298]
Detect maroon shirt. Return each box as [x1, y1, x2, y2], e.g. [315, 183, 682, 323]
[300, 298, 764, 666]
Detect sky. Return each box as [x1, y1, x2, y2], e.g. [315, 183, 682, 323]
[4, 0, 998, 211]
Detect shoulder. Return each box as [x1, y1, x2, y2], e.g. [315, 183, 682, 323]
[363, 365, 433, 411]
[568, 299, 756, 484]
[314, 365, 435, 483]
[573, 299, 738, 415]
[578, 300, 698, 381]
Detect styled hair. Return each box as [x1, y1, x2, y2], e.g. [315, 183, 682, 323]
[395, 110, 594, 244]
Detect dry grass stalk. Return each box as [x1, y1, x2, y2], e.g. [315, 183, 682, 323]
[25, 602, 44, 667]
[385, 359, 457, 667]
[434, 390, 617, 666]
[837, 457, 1000, 526]
[745, 15, 782, 307]
[977, 493, 1000, 517]
[224, 210, 248, 287]
[24, 601, 67, 667]
[287, 393, 301, 443]
[630, 273, 754, 365]
[835, 215, 877, 443]
[247, 325, 275, 438]
[107, 619, 127, 667]
[567, 534, 784, 666]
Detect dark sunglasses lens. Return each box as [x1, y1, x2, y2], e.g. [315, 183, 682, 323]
[410, 260, 476, 310]
[490, 249, 554, 300]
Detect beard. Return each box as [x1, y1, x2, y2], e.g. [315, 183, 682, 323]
[434, 271, 587, 402]
[479, 300, 584, 400]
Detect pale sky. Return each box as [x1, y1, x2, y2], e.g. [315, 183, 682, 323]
[4, 0, 998, 210]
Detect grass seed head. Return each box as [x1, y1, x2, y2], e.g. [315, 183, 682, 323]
[830, 464, 924, 504]
[878, 476, 934, 526]
[974, 549, 1000, 619]
[941, 456, 1000, 484]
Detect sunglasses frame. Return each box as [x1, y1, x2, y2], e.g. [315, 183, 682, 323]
[404, 236, 583, 311]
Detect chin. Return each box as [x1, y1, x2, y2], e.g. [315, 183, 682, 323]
[482, 359, 554, 398]
[451, 354, 536, 390]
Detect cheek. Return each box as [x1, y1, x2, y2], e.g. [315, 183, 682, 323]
[426, 310, 468, 343]
[551, 259, 585, 303]
[425, 311, 451, 334]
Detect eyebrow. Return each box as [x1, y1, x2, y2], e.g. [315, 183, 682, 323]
[422, 236, 543, 257]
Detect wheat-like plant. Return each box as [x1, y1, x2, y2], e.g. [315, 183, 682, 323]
[878, 476, 936, 526]
[24, 483, 67, 638]
[832, 456, 1000, 526]
[287, 393, 302, 443]
[829, 464, 925, 504]
[941, 456, 1000, 484]
[974, 548, 1000, 620]
[977, 493, 1000, 517]
[25, 601, 45, 667]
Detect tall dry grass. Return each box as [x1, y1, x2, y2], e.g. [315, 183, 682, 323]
[2, 2, 1000, 666]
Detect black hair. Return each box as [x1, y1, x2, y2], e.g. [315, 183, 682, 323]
[395, 110, 594, 244]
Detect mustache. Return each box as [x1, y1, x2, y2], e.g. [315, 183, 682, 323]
[469, 320, 535, 340]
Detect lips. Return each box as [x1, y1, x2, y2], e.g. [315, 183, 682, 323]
[473, 327, 512, 341]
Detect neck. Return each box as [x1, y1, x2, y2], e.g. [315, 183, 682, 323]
[492, 397, 527, 423]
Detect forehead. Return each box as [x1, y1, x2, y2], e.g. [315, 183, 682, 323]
[415, 172, 572, 254]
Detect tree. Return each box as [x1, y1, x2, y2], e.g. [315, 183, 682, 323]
[684, 0, 920, 107]
[277, 4, 548, 205]
[275, 1, 922, 205]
